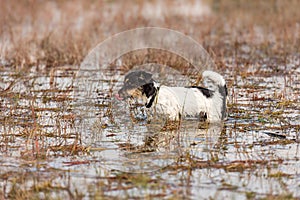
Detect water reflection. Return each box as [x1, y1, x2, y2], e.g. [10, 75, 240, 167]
[97, 119, 224, 173]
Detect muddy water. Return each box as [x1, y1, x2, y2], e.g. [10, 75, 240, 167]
[0, 59, 299, 199]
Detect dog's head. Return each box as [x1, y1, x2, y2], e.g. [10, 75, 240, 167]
[116, 71, 158, 105]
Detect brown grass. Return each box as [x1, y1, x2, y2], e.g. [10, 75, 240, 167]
[0, 0, 299, 69]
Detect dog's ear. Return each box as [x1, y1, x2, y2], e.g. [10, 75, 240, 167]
[141, 71, 153, 83]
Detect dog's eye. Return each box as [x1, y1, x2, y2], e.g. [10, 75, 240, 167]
[127, 82, 135, 87]
[139, 75, 146, 81]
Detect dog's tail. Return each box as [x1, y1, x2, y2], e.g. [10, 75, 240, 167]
[202, 70, 227, 121]
[202, 71, 226, 88]
[202, 70, 227, 96]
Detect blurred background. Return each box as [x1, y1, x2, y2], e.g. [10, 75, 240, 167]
[1, 0, 299, 69]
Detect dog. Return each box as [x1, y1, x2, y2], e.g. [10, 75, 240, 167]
[115, 70, 227, 122]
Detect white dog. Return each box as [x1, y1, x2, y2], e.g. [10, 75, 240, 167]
[116, 70, 227, 122]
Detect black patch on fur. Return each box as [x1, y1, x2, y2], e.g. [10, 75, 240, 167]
[118, 70, 154, 97]
[142, 83, 156, 98]
[186, 86, 213, 98]
[142, 83, 159, 108]
[124, 71, 153, 88]
[218, 84, 228, 98]
[199, 111, 207, 122]
[218, 84, 228, 120]
[224, 84, 228, 96]
[145, 94, 156, 108]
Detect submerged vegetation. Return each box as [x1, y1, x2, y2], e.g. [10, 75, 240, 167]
[0, 0, 299, 199]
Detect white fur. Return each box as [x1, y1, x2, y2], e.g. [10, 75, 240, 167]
[203, 70, 226, 86]
[148, 70, 226, 122]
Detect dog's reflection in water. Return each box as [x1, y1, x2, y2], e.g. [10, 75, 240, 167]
[117, 119, 224, 157]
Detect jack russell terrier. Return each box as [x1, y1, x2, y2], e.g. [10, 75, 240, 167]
[116, 70, 227, 122]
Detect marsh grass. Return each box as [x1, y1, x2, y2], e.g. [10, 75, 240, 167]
[0, 0, 299, 68]
[0, 0, 300, 199]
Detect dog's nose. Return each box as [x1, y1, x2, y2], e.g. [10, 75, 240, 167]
[116, 88, 125, 100]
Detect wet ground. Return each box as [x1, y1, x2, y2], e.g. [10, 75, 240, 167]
[0, 53, 299, 199]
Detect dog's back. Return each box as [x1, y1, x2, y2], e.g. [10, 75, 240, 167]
[155, 71, 227, 121]
[154, 86, 209, 120]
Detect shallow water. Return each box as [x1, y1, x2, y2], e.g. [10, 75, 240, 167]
[0, 56, 299, 199]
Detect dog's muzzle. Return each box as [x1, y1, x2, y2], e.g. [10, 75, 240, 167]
[116, 87, 126, 100]
[116, 86, 137, 101]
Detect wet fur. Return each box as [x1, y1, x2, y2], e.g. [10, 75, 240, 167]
[118, 70, 227, 122]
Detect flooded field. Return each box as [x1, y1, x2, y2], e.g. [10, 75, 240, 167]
[1, 53, 299, 199]
[1, 0, 300, 199]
